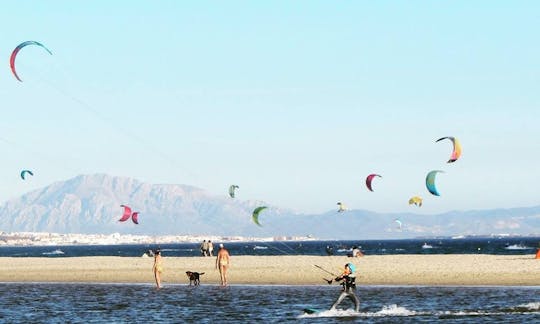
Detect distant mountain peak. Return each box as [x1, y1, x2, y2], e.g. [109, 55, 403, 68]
[0, 174, 538, 238]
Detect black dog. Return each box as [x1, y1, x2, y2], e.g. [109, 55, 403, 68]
[186, 271, 205, 286]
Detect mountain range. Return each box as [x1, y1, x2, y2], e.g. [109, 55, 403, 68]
[0, 174, 538, 239]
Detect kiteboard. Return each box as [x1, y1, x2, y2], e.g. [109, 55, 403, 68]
[303, 308, 321, 314]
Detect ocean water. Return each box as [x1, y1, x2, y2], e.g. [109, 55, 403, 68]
[0, 284, 537, 323]
[1, 237, 539, 258]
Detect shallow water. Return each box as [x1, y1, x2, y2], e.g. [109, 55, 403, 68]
[0, 284, 537, 323]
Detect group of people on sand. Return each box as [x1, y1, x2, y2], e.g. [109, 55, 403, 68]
[152, 243, 231, 289]
[200, 240, 214, 256]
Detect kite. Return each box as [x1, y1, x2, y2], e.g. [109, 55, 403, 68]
[10, 41, 53, 82]
[228, 185, 239, 198]
[365, 174, 382, 192]
[394, 219, 403, 230]
[337, 202, 347, 212]
[131, 212, 140, 225]
[119, 205, 132, 222]
[20, 170, 34, 180]
[426, 170, 444, 196]
[436, 136, 462, 163]
[252, 206, 267, 226]
[408, 196, 422, 207]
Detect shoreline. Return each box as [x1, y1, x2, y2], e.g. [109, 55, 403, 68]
[0, 255, 538, 286]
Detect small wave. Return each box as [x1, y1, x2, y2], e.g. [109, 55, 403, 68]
[373, 304, 418, 316]
[253, 246, 268, 250]
[337, 248, 352, 253]
[421, 244, 433, 249]
[299, 305, 419, 318]
[395, 248, 406, 251]
[517, 302, 540, 311]
[42, 249, 65, 255]
[504, 244, 532, 250]
[298, 308, 359, 318]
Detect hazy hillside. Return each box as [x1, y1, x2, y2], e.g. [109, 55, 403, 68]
[0, 174, 538, 239]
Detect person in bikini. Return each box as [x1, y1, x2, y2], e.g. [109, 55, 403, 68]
[215, 243, 231, 286]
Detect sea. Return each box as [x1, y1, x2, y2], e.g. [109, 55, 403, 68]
[1, 237, 538, 323]
[1, 236, 539, 258]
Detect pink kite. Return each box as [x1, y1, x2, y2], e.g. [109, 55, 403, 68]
[365, 174, 382, 192]
[118, 205, 132, 222]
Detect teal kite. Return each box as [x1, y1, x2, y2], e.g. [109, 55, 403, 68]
[426, 170, 444, 196]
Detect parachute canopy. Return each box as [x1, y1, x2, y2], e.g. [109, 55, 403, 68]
[10, 41, 53, 82]
[365, 174, 382, 192]
[337, 202, 347, 212]
[436, 136, 462, 163]
[394, 219, 403, 230]
[20, 170, 34, 180]
[252, 206, 267, 227]
[119, 205, 132, 222]
[228, 185, 239, 198]
[408, 196, 422, 207]
[426, 170, 444, 196]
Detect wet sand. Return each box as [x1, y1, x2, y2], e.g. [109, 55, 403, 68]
[0, 254, 538, 285]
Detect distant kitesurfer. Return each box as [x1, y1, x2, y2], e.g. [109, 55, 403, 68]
[329, 263, 360, 312]
[325, 245, 334, 256]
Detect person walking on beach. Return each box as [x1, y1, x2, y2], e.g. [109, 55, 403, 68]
[152, 249, 163, 289]
[329, 263, 360, 312]
[200, 240, 208, 256]
[208, 240, 214, 257]
[215, 243, 231, 286]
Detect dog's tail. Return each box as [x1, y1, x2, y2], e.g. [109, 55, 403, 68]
[200, 272, 205, 275]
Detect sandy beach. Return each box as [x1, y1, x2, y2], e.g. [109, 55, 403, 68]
[0, 254, 538, 286]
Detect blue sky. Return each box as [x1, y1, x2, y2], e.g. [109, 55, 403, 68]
[0, 1, 538, 214]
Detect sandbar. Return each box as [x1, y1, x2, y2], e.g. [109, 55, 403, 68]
[0, 254, 538, 286]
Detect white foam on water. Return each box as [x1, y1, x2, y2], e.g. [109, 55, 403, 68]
[42, 249, 65, 255]
[517, 302, 540, 310]
[298, 305, 419, 318]
[373, 304, 419, 316]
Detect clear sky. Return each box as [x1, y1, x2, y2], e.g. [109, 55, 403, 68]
[0, 1, 538, 214]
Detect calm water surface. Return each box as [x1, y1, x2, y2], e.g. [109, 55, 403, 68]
[0, 284, 538, 323]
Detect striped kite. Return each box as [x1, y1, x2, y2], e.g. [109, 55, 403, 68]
[10, 41, 53, 82]
[436, 136, 462, 163]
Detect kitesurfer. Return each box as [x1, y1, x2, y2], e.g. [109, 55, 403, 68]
[329, 263, 360, 312]
[152, 249, 163, 289]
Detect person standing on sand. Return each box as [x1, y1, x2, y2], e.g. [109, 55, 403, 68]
[152, 249, 163, 289]
[215, 243, 231, 286]
[200, 240, 207, 256]
[208, 240, 214, 257]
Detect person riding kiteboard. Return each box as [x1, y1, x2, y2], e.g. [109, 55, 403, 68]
[329, 263, 360, 312]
